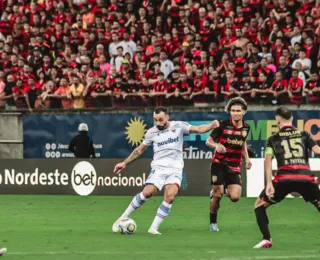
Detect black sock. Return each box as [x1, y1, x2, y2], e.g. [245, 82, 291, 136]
[210, 213, 217, 224]
[312, 201, 320, 212]
[255, 206, 271, 241]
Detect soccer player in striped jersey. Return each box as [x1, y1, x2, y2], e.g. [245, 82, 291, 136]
[253, 107, 320, 248]
[206, 97, 252, 231]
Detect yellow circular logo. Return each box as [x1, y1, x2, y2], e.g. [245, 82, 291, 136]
[125, 117, 147, 146]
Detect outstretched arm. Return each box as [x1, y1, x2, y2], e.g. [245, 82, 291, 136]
[189, 120, 219, 133]
[114, 144, 149, 174]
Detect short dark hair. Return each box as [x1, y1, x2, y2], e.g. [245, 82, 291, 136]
[154, 106, 168, 114]
[225, 97, 248, 112]
[275, 107, 292, 120]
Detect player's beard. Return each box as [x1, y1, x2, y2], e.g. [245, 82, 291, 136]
[156, 123, 168, 130]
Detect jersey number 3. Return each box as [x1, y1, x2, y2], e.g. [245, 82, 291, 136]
[281, 139, 303, 159]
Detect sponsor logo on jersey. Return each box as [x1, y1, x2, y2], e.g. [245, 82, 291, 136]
[227, 138, 244, 146]
[211, 175, 217, 183]
[279, 130, 300, 137]
[157, 137, 179, 147]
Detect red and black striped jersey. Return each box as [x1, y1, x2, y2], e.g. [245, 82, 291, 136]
[266, 126, 317, 183]
[234, 57, 246, 74]
[210, 119, 250, 173]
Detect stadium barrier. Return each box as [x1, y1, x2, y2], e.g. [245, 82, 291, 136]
[0, 159, 318, 197]
[0, 159, 217, 196]
[23, 110, 320, 159]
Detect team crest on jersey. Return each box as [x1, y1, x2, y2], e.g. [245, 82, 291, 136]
[242, 131, 247, 137]
[171, 128, 176, 133]
[212, 176, 217, 183]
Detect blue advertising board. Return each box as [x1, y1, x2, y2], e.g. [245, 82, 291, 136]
[23, 111, 320, 158]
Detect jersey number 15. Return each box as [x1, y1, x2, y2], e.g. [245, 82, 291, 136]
[281, 139, 303, 159]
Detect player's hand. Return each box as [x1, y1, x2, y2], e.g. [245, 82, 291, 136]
[246, 159, 252, 169]
[266, 183, 275, 199]
[211, 120, 220, 129]
[114, 162, 126, 174]
[215, 144, 226, 153]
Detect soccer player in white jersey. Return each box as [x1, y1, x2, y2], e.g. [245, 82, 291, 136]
[112, 106, 219, 235]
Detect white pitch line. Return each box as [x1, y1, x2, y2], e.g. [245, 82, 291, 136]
[8, 251, 148, 255]
[6, 251, 217, 255]
[219, 255, 318, 260]
[6, 251, 319, 259]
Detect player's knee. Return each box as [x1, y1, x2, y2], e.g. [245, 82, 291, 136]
[164, 193, 176, 204]
[255, 198, 268, 209]
[213, 192, 223, 200]
[229, 195, 240, 202]
[143, 185, 158, 198]
[142, 189, 155, 198]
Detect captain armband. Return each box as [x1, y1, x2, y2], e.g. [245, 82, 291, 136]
[265, 147, 274, 157]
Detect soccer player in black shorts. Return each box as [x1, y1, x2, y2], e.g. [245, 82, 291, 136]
[253, 107, 320, 248]
[206, 97, 252, 231]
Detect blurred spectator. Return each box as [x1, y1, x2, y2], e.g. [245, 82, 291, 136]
[0, 0, 320, 111]
[69, 77, 85, 109]
[304, 71, 320, 103]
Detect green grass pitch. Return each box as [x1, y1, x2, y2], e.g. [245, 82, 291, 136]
[0, 195, 319, 260]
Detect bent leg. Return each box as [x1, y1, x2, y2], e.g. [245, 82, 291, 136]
[149, 184, 179, 233]
[227, 184, 242, 202]
[121, 184, 158, 218]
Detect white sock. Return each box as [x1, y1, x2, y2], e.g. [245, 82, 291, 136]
[121, 192, 147, 218]
[150, 201, 172, 230]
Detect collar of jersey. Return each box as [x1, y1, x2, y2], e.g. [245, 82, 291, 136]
[229, 118, 245, 129]
[280, 125, 295, 130]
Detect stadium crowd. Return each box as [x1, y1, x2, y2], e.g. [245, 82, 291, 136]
[0, 0, 320, 110]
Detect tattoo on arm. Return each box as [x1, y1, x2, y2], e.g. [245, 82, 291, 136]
[124, 148, 143, 165]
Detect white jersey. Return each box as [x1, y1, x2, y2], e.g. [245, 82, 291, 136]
[142, 121, 191, 170]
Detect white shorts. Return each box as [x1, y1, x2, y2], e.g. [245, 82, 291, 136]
[145, 166, 183, 191]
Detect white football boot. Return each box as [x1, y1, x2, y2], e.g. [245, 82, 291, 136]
[210, 223, 219, 232]
[253, 239, 273, 249]
[148, 227, 162, 235]
[112, 218, 124, 233]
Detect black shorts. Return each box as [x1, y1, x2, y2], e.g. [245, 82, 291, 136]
[260, 181, 320, 204]
[210, 162, 242, 186]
